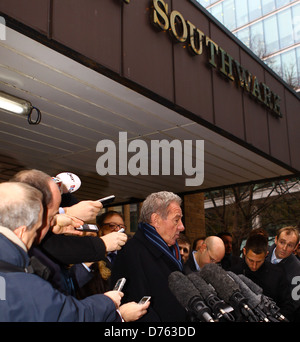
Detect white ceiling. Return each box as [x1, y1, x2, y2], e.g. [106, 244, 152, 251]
[0, 27, 292, 204]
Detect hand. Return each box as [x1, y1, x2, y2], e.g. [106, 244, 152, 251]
[100, 231, 128, 252]
[64, 200, 103, 223]
[119, 301, 150, 322]
[104, 290, 124, 308]
[51, 214, 84, 235]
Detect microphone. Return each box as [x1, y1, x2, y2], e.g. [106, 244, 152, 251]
[238, 274, 288, 322]
[187, 272, 235, 322]
[227, 271, 271, 322]
[168, 271, 215, 322]
[200, 264, 258, 322]
[238, 274, 263, 294]
[52, 172, 81, 193]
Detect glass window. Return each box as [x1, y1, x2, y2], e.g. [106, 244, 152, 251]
[248, 0, 262, 21]
[250, 22, 265, 57]
[265, 55, 282, 76]
[278, 9, 294, 49]
[210, 3, 224, 25]
[223, 0, 236, 30]
[236, 0, 249, 28]
[264, 15, 279, 55]
[296, 47, 300, 86]
[276, 0, 291, 9]
[262, 0, 276, 15]
[210, 0, 221, 5]
[196, 0, 211, 7]
[235, 27, 250, 48]
[281, 49, 298, 87]
[292, 4, 300, 43]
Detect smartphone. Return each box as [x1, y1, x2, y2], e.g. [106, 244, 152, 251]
[75, 224, 99, 232]
[98, 195, 115, 207]
[138, 296, 151, 305]
[113, 278, 126, 292]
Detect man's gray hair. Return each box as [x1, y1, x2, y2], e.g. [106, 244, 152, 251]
[0, 182, 43, 231]
[139, 191, 182, 224]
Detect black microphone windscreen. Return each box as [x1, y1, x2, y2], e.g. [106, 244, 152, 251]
[238, 274, 263, 295]
[227, 271, 261, 308]
[188, 272, 215, 300]
[168, 271, 200, 308]
[200, 263, 239, 302]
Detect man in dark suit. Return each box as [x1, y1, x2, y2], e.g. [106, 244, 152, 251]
[231, 233, 295, 321]
[266, 226, 300, 321]
[111, 191, 187, 322]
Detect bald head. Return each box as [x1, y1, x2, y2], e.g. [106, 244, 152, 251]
[205, 236, 225, 261]
[195, 235, 225, 269]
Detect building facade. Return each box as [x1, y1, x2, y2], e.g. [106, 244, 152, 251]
[0, 0, 299, 240]
[196, 0, 300, 91]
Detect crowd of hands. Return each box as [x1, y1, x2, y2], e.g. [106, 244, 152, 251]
[50, 199, 149, 322]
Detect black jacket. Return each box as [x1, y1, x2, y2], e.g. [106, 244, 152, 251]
[231, 257, 295, 320]
[111, 228, 187, 322]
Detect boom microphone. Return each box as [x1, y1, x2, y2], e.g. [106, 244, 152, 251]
[168, 271, 214, 322]
[200, 264, 258, 322]
[187, 272, 235, 322]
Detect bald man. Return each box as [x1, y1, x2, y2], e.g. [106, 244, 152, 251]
[183, 236, 225, 274]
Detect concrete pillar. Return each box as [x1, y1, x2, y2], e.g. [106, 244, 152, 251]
[183, 192, 206, 244]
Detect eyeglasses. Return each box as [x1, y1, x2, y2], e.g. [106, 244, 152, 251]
[102, 223, 126, 231]
[206, 245, 218, 263]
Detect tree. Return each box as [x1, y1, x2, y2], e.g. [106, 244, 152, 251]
[204, 178, 300, 256]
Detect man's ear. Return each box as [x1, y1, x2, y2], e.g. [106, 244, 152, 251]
[13, 225, 27, 240]
[150, 212, 160, 228]
[242, 247, 246, 257]
[199, 242, 206, 254]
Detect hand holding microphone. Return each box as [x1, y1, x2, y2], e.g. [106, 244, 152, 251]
[101, 231, 128, 252]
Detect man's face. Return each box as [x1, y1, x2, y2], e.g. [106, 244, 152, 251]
[275, 231, 298, 260]
[178, 242, 190, 263]
[153, 202, 185, 246]
[243, 249, 265, 272]
[222, 235, 232, 254]
[36, 179, 61, 243]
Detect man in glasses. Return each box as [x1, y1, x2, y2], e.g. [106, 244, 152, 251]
[183, 235, 225, 274]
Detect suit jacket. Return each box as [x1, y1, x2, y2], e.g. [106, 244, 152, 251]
[266, 244, 300, 284]
[111, 228, 187, 322]
[183, 252, 198, 275]
[231, 257, 295, 320]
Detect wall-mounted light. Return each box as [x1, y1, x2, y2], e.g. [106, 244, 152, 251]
[0, 91, 41, 124]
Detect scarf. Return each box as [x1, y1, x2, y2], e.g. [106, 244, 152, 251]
[139, 222, 183, 271]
